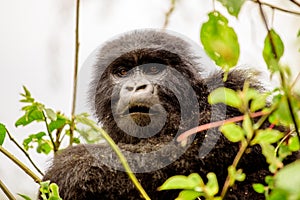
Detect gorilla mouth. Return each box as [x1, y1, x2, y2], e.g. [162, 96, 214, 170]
[129, 105, 150, 114]
[127, 104, 160, 115]
[129, 105, 154, 115]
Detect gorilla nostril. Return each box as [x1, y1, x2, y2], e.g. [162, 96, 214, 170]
[136, 84, 154, 93]
[136, 84, 147, 91]
[126, 86, 134, 91]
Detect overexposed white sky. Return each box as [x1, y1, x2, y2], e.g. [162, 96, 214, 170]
[0, 0, 299, 199]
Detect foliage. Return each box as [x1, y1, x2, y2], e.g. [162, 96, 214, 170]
[15, 86, 103, 155]
[0, 123, 6, 145]
[200, 11, 239, 72]
[38, 181, 62, 200]
[0, 0, 299, 199]
[160, 0, 300, 199]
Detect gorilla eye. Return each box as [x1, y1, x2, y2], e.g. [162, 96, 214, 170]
[143, 64, 166, 75]
[116, 67, 129, 77]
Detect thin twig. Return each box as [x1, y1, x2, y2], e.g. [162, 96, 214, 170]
[250, 0, 300, 15]
[0, 179, 16, 200]
[291, 72, 300, 89]
[221, 139, 249, 198]
[257, 1, 271, 31]
[290, 0, 300, 7]
[0, 146, 41, 183]
[70, 0, 81, 146]
[281, 71, 300, 137]
[91, 124, 151, 200]
[275, 130, 294, 156]
[163, 0, 176, 29]
[257, 0, 300, 138]
[42, 111, 56, 152]
[177, 111, 265, 142]
[6, 128, 44, 176]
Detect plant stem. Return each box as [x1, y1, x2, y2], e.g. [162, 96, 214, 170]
[42, 111, 57, 152]
[70, 0, 81, 146]
[250, 0, 300, 15]
[280, 70, 300, 138]
[220, 139, 248, 198]
[163, 0, 175, 29]
[5, 128, 44, 176]
[177, 111, 265, 142]
[258, 0, 300, 138]
[91, 124, 151, 200]
[0, 146, 41, 183]
[0, 179, 16, 200]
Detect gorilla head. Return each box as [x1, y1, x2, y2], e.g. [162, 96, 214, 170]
[89, 29, 220, 145]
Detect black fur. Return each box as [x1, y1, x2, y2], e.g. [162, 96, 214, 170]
[41, 29, 297, 200]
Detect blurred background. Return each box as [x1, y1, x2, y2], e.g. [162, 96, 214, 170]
[0, 0, 299, 199]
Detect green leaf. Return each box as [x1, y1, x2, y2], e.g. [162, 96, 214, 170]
[49, 116, 67, 133]
[158, 173, 203, 191]
[45, 108, 57, 121]
[263, 29, 284, 72]
[49, 183, 62, 199]
[206, 172, 219, 196]
[235, 169, 246, 182]
[251, 129, 284, 145]
[76, 113, 97, 127]
[200, 11, 240, 71]
[278, 145, 292, 160]
[260, 143, 282, 173]
[22, 86, 31, 97]
[274, 160, 300, 198]
[34, 132, 46, 139]
[217, 0, 245, 17]
[15, 109, 44, 127]
[176, 190, 202, 200]
[265, 175, 274, 185]
[20, 86, 35, 103]
[76, 127, 103, 143]
[288, 136, 300, 152]
[37, 141, 52, 154]
[0, 123, 6, 145]
[269, 95, 293, 126]
[253, 183, 265, 194]
[208, 87, 242, 109]
[228, 166, 245, 186]
[269, 188, 289, 200]
[73, 137, 81, 144]
[220, 123, 244, 142]
[18, 194, 32, 200]
[40, 180, 50, 194]
[247, 89, 267, 112]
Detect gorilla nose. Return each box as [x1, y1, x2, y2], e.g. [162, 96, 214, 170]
[125, 83, 154, 94]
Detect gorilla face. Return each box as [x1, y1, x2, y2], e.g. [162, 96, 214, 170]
[93, 48, 201, 144]
[112, 62, 168, 138]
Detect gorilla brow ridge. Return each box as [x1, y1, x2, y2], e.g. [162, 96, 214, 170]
[109, 48, 183, 70]
[108, 48, 197, 81]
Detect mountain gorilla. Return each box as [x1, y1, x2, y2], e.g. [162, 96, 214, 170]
[41, 29, 296, 200]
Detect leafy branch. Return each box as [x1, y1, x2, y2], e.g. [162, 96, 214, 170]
[257, 0, 300, 138]
[5, 127, 44, 176]
[161, 0, 300, 199]
[0, 146, 41, 183]
[250, 0, 300, 15]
